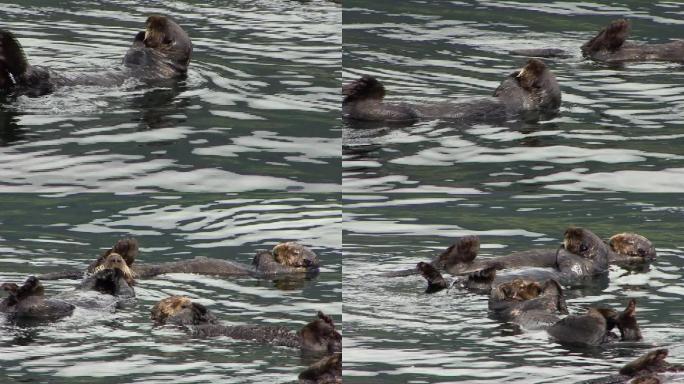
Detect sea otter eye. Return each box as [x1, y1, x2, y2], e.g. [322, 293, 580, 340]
[637, 248, 646, 257]
[163, 37, 173, 45]
[579, 243, 588, 253]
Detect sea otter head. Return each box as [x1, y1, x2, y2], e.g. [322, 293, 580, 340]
[582, 19, 631, 57]
[609, 233, 656, 262]
[342, 75, 386, 104]
[94, 252, 136, 286]
[498, 279, 543, 301]
[151, 296, 218, 326]
[438, 235, 481, 272]
[619, 348, 669, 376]
[563, 227, 609, 262]
[299, 311, 342, 354]
[129, 15, 192, 74]
[271, 242, 320, 270]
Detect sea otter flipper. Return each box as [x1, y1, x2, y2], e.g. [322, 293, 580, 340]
[416, 261, 449, 294]
[616, 298, 642, 341]
[581, 19, 631, 56]
[0, 30, 29, 79]
[438, 235, 480, 269]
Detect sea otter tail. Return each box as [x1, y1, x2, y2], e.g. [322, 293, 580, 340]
[0, 30, 29, 86]
[342, 75, 386, 103]
[581, 19, 631, 57]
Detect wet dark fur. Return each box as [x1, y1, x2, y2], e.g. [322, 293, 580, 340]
[582, 19, 684, 63]
[343, 59, 560, 124]
[0, 276, 74, 320]
[0, 15, 191, 97]
[298, 353, 342, 384]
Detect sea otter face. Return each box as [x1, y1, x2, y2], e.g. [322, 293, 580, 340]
[272, 242, 319, 270]
[499, 279, 543, 301]
[299, 311, 342, 353]
[563, 227, 607, 260]
[609, 233, 656, 261]
[142, 15, 192, 72]
[97, 252, 135, 285]
[619, 349, 669, 376]
[151, 296, 217, 326]
[516, 58, 548, 89]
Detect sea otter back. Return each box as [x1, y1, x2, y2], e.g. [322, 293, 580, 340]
[548, 309, 609, 346]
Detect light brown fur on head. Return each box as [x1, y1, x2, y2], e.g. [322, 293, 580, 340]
[94, 252, 135, 284]
[499, 279, 543, 301]
[150, 295, 193, 324]
[609, 233, 656, 260]
[144, 15, 170, 49]
[272, 242, 309, 268]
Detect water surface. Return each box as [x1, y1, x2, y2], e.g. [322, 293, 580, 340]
[0, 0, 341, 194]
[0, 193, 341, 383]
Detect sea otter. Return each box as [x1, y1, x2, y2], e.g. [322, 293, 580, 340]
[547, 299, 642, 347]
[78, 253, 136, 298]
[151, 296, 342, 353]
[39, 238, 320, 281]
[0, 276, 74, 320]
[577, 349, 684, 383]
[510, 19, 684, 64]
[343, 58, 560, 124]
[384, 228, 655, 280]
[0, 15, 191, 97]
[582, 19, 684, 63]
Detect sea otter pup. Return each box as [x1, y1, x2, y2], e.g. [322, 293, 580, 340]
[547, 299, 642, 347]
[343, 58, 560, 124]
[40, 239, 320, 281]
[151, 296, 342, 353]
[0, 276, 74, 320]
[0, 15, 191, 97]
[582, 19, 684, 63]
[578, 349, 684, 384]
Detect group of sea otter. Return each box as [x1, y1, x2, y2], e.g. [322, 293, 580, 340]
[0, 15, 341, 384]
[343, 19, 684, 125]
[1, 237, 341, 383]
[347, 19, 684, 383]
[384, 226, 683, 382]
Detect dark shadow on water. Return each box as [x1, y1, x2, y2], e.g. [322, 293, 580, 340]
[132, 79, 189, 130]
[0, 102, 23, 146]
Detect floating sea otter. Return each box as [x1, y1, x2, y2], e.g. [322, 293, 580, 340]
[151, 296, 342, 354]
[0, 15, 191, 97]
[342, 58, 561, 124]
[510, 19, 684, 64]
[39, 238, 320, 282]
[578, 349, 684, 384]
